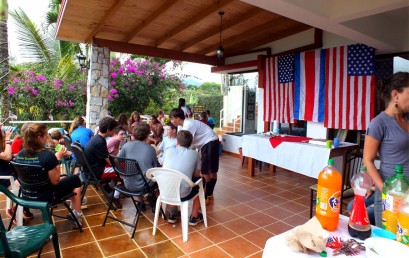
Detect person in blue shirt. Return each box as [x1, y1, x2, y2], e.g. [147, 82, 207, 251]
[206, 110, 215, 129]
[69, 116, 94, 147]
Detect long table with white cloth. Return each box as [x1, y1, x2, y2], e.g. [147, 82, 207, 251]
[242, 134, 357, 178]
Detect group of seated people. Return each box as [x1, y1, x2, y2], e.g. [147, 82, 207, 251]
[0, 102, 218, 228]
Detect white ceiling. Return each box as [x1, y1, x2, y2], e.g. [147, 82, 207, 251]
[242, 0, 409, 53]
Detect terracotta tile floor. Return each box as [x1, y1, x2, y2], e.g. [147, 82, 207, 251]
[1, 154, 350, 257]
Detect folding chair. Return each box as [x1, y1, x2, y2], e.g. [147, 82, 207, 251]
[70, 142, 111, 204]
[61, 135, 75, 176]
[9, 161, 83, 232]
[103, 155, 161, 238]
[146, 168, 208, 242]
[0, 185, 60, 258]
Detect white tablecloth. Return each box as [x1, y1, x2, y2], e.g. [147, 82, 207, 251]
[262, 215, 371, 257]
[242, 134, 332, 178]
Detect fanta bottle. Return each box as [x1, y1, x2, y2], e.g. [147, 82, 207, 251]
[397, 189, 409, 246]
[382, 165, 409, 233]
[316, 159, 342, 231]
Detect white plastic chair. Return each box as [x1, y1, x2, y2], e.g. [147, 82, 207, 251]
[0, 176, 23, 226]
[146, 168, 207, 242]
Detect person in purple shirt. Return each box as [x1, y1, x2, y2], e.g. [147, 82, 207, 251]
[364, 72, 409, 227]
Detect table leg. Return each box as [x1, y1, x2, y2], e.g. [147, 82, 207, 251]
[247, 157, 255, 177]
[269, 164, 276, 174]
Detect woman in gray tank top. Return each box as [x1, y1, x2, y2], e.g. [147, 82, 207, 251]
[364, 72, 409, 227]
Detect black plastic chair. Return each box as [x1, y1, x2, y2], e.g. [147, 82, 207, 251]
[9, 161, 83, 232]
[0, 185, 60, 258]
[62, 135, 75, 176]
[309, 147, 363, 218]
[70, 142, 111, 205]
[103, 155, 163, 238]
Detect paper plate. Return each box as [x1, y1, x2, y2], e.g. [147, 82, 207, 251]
[364, 237, 409, 258]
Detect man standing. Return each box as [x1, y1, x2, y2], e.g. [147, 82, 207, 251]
[169, 108, 219, 204]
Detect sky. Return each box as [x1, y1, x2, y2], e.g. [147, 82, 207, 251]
[7, 0, 222, 84]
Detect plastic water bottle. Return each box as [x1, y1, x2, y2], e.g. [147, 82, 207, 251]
[382, 165, 409, 233]
[397, 189, 409, 246]
[348, 166, 372, 240]
[316, 159, 342, 231]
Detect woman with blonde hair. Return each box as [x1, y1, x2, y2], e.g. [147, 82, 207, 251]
[14, 123, 84, 228]
[128, 111, 142, 131]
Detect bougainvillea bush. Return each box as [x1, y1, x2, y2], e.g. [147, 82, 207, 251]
[108, 57, 185, 116]
[7, 68, 87, 120]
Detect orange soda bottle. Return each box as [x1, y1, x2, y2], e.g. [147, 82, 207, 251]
[316, 159, 342, 231]
[397, 189, 409, 246]
[383, 165, 409, 233]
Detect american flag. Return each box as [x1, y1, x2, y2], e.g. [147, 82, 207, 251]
[294, 49, 326, 122]
[324, 44, 375, 130]
[263, 54, 294, 123]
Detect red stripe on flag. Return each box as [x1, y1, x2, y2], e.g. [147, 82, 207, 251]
[304, 51, 316, 121]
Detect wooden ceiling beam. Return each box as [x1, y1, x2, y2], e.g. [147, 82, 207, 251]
[224, 24, 311, 56]
[85, 0, 125, 43]
[93, 38, 219, 65]
[155, 0, 234, 47]
[180, 7, 264, 51]
[199, 16, 285, 55]
[123, 1, 179, 43]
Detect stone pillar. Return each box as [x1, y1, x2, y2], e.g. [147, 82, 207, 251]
[86, 45, 110, 131]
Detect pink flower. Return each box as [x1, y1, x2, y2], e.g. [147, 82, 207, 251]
[109, 88, 118, 95]
[7, 86, 17, 95]
[69, 85, 75, 90]
[36, 75, 47, 82]
[110, 72, 117, 78]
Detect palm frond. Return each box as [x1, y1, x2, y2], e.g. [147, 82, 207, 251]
[9, 8, 55, 65]
[56, 54, 77, 78]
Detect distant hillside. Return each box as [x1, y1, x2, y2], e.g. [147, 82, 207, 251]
[183, 76, 202, 86]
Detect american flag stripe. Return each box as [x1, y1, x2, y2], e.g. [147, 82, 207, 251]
[264, 56, 294, 123]
[324, 45, 375, 130]
[294, 50, 325, 122]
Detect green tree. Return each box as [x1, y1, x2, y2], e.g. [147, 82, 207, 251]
[0, 0, 10, 120]
[107, 57, 185, 116]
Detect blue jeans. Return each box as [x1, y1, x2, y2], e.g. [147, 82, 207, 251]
[347, 193, 375, 225]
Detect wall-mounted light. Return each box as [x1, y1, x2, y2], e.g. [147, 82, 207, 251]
[77, 53, 89, 70]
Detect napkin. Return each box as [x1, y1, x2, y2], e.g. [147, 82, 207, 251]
[286, 216, 329, 253]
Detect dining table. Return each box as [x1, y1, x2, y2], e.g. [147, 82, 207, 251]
[262, 215, 375, 257]
[242, 134, 358, 178]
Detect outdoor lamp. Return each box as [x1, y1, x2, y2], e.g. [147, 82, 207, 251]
[77, 54, 88, 69]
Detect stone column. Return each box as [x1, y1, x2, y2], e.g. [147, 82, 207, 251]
[86, 45, 110, 131]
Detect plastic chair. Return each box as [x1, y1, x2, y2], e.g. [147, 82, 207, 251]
[62, 135, 75, 175]
[103, 155, 160, 238]
[309, 147, 362, 218]
[9, 161, 83, 232]
[146, 168, 208, 242]
[70, 142, 112, 204]
[0, 176, 23, 226]
[0, 184, 60, 258]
